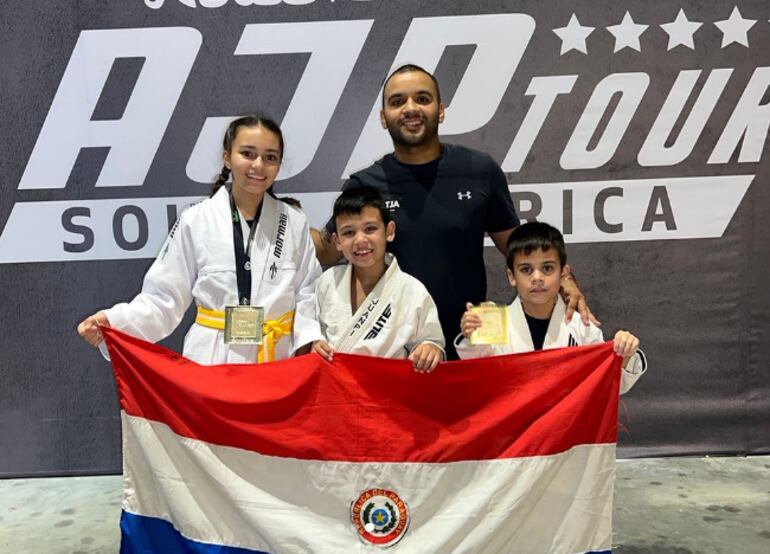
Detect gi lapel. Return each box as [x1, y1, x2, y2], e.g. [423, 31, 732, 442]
[509, 296, 572, 352]
[508, 297, 535, 352]
[542, 297, 572, 349]
[334, 254, 399, 352]
[248, 194, 289, 303]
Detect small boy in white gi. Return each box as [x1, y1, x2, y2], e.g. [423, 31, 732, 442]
[313, 187, 444, 371]
[457, 222, 646, 393]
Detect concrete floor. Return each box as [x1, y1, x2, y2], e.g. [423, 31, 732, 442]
[1, 456, 768, 553]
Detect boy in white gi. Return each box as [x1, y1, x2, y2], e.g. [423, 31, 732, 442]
[457, 222, 646, 394]
[313, 187, 445, 372]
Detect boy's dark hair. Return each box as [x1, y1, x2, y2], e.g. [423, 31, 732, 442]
[332, 187, 391, 232]
[506, 222, 567, 270]
[381, 64, 442, 107]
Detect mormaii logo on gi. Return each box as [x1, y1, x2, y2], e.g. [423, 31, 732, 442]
[1, 8, 765, 263]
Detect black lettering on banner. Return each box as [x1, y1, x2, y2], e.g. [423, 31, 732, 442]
[113, 205, 149, 251]
[594, 187, 623, 234]
[511, 191, 542, 222]
[166, 204, 178, 233]
[62, 207, 94, 253]
[642, 186, 677, 231]
[167, 199, 204, 241]
[562, 189, 573, 235]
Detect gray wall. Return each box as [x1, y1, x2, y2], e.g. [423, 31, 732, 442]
[1, 0, 769, 476]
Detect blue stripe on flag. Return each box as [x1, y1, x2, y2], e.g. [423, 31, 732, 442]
[119, 510, 611, 553]
[120, 511, 269, 554]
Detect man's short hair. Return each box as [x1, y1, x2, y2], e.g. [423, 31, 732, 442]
[332, 187, 391, 232]
[381, 64, 442, 107]
[506, 222, 567, 270]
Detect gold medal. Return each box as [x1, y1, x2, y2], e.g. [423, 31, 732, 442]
[470, 302, 509, 345]
[224, 306, 264, 345]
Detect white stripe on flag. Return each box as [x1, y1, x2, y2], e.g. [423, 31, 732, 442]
[122, 413, 615, 553]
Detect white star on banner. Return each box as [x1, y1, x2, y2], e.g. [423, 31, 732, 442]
[660, 9, 702, 50]
[607, 11, 649, 53]
[553, 14, 594, 55]
[714, 6, 756, 48]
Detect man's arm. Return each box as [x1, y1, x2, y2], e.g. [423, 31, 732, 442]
[488, 228, 515, 255]
[310, 227, 343, 267]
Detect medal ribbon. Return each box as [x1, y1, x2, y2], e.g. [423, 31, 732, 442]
[230, 191, 263, 305]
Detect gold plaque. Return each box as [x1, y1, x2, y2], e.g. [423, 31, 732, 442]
[470, 302, 509, 345]
[224, 306, 264, 345]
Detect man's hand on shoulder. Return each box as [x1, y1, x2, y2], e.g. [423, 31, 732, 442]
[488, 228, 515, 255]
[560, 265, 601, 327]
[310, 228, 343, 267]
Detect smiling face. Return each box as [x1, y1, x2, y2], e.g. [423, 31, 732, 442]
[508, 247, 564, 317]
[333, 206, 396, 273]
[223, 125, 282, 200]
[380, 70, 444, 150]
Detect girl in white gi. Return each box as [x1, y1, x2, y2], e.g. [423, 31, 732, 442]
[77, 115, 322, 364]
[312, 187, 444, 371]
[456, 222, 646, 394]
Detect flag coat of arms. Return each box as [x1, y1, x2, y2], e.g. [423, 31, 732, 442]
[103, 326, 622, 554]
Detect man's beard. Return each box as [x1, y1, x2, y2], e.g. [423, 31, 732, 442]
[385, 114, 439, 148]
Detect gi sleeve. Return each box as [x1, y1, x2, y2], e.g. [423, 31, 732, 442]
[103, 213, 196, 345]
[453, 335, 496, 360]
[620, 350, 648, 395]
[291, 217, 323, 350]
[406, 287, 446, 356]
[484, 156, 520, 233]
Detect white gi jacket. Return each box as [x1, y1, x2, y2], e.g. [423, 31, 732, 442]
[455, 296, 647, 394]
[102, 187, 322, 364]
[316, 254, 445, 358]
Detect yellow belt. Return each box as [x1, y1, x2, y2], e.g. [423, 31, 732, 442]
[195, 306, 294, 363]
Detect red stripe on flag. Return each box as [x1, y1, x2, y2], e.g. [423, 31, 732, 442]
[104, 327, 621, 463]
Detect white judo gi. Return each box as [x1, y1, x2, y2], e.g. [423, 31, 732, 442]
[455, 296, 647, 394]
[101, 187, 322, 364]
[316, 254, 445, 358]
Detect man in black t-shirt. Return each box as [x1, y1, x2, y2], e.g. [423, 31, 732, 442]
[312, 64, 593, 359]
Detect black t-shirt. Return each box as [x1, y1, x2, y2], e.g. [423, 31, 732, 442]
[524, 313, 550, 351]
[327, 144, 519, 359]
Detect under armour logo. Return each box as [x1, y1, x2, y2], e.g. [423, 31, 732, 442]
[269, 262, 278, 279]
[457, 191, 472, 200]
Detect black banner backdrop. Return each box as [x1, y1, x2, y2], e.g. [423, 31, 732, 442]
[1, 0, 768, 476]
